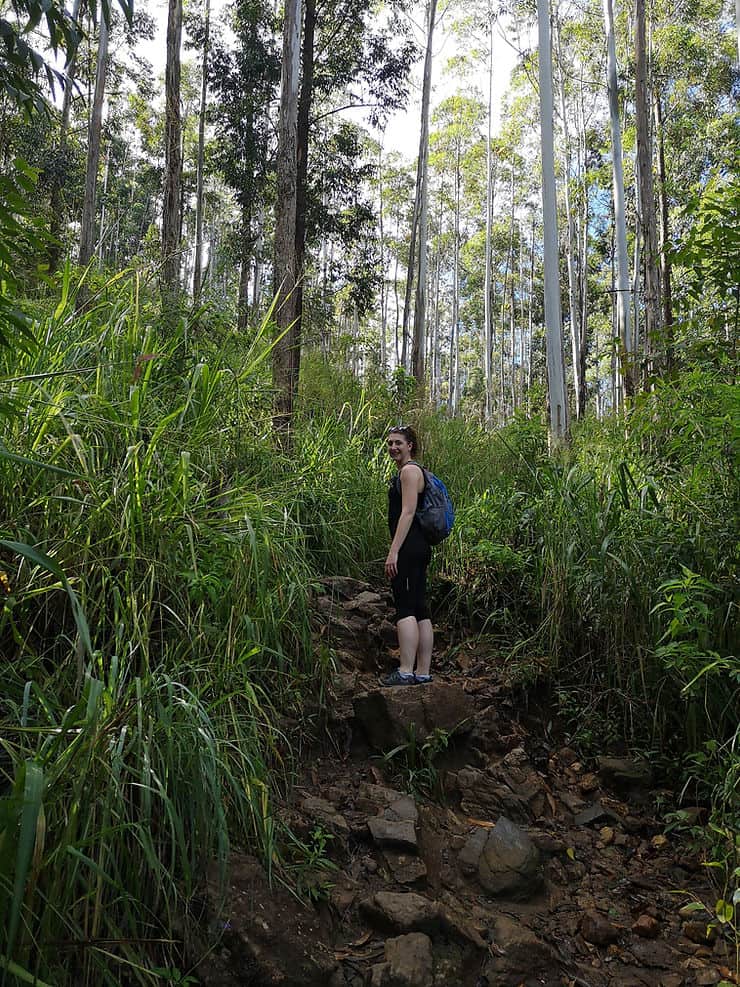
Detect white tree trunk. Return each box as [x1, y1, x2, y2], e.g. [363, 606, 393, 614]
[193, 0, 211, 299]
[537, 0, 569, 440]
[603, 0, 634, 394]
[79, 13, 108, 268]
[411, 0, 438, 387]
[483, 12, 495, 423]
[272, 0, 303, 432]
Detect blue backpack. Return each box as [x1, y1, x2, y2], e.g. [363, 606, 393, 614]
[406, 461, 455, 545]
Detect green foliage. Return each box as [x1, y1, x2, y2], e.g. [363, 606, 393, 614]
[0, 159, 45, 355]
[672, 168, 740, 350]
[0, 272, 345, 983]
[381, 724, 451, 799]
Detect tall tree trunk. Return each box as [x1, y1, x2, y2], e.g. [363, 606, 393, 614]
[378, 145, 387, 369]
[603, 0, 633, 396]
[292, 0, 316, 393]
[238, 195, 254, 331]
[193, 0, 211, 299]
[272, 0, 303, 434]
[79, 13, 108, 268]
[49, 0, 82, 270]
[555, 13, 584, 418]
[537, 0, 569, 440]
[161, 0, 183, 310]
[405, 0, 437, 381]
[634, 0, 661, 378]
[653, 90, 674, 366]
[483, 11, 495, 423]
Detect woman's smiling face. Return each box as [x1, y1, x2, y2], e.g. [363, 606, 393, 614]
[387, 431, 413, 466]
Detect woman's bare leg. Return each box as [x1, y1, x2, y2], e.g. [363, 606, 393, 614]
[415, 619, 433, 676]
[396, 616, 419, 675]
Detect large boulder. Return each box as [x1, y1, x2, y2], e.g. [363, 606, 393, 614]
[458, 817, 542, 900]
[353, 682, 474, 751]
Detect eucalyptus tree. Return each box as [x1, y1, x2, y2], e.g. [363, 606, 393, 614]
[161, 0, 183, 309]
[401, 0, 438, 379]
[634, 0, 662, 377]
[430, 94, 486, 413]
[79, 12, 109, 267]
[192, 0, 211, 299]
[205, 0, 280, 328]
[273, 0, 302, 432]
[603, 0, 632, 401]
[273, 0, 415, 425]
[376, 154, 415, 367]
[537, 0, 569, 439]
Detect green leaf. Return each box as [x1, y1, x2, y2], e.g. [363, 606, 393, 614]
[0, 539, 93, 659]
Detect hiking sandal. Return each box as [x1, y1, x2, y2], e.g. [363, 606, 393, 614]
[379, 669, 417, 687]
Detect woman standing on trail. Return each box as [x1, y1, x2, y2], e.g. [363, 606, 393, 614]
[381, 425, 434, 687]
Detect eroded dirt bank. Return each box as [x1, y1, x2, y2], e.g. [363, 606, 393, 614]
[195, 578, 737, 987]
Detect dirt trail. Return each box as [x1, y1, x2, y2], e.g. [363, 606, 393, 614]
[195, 577, 738, 987]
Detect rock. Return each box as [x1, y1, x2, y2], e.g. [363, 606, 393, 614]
[371, 962, 391, 986]
[457, 767, 531, 825]
[574, 802, 608, 826]
[383, 933, 434, 987]
[457, 826, 489, 877]
[353, 682, 474, 751]
[360, 892, 442, 935]
[384, 850, 428, 885]
[695, 969, 722, 985]
[368, 817, 418, 852]
[682, 920, 718, 945]
[632, 913, 660, 938]
[301, 796, 349, 835]
[384, 794, 419, 824]
[463, 817, 542, 900]
[678, 902, 710, 919]
[529, 831, 566, 855]
[599, 826, 615, 845]
[597, 756, 653, 792]
[580, 772, 599, 793]
[197, 852, 338, 987]
[345, 590, 384, 611]
[483, 915, 558, 984]
[580, 910, 620, 946]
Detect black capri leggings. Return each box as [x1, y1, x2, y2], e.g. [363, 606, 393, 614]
[391, 526, 432, 622]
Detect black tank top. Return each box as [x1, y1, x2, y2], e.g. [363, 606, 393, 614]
[388, 465, 426, 537]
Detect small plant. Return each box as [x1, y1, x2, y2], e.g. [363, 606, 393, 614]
[381, 723, 451, 799]
[283, 825, 337, 904]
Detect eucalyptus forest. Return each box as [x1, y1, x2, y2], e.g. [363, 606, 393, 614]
[0, 0, 737, 982]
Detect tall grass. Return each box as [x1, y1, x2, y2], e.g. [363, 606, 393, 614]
[0, 273, 339, 983]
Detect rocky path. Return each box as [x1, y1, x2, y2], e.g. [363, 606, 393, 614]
[196, 578, 738, 987]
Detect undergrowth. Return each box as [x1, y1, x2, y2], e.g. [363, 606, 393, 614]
[0, 269, 737, 983]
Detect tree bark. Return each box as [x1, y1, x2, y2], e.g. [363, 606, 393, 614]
[272, 0, 303, 434]
[603, 0, 634, 396]
[79, 12, 108, 269]
[483, 12, 495, 422]
[161, 0, 183, 309]
[634, 0, 661, 378]
[406, 0, 437, 384]
[537, 0, 569, 440]
[653, 90, 674, 366]
[193, 0, 211, 300]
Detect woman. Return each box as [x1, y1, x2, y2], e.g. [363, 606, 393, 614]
[381, 425, 434, 686]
